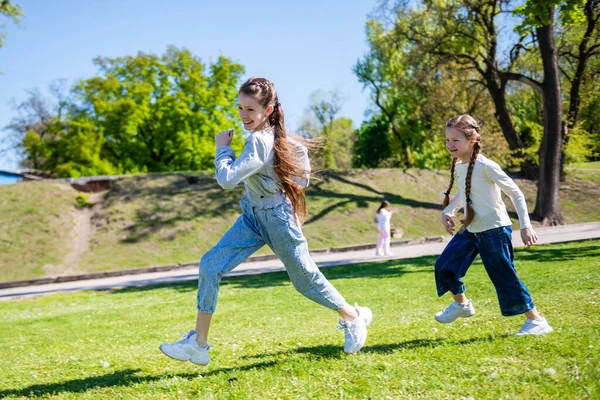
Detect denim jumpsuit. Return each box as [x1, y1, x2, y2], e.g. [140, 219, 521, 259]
[196, 128, 347, 313]
[435, 155, 535, 316]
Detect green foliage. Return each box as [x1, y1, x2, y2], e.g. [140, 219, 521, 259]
[75, 193, 92, 209]
[353, 115, 392, 168]
[565, 126, 595, 163]
[0, 0, 23, 48]
[11, 47, 245, 177]
[301, 90, 356, 170]
[71, 46, 245, 175]
[515, 0, 586, 33]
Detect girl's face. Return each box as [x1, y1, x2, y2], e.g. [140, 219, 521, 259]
[446, 128, 476, 162]
[238, 93, 273, 132]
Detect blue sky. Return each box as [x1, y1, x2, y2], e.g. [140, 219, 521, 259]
[0, 0, 378, 170]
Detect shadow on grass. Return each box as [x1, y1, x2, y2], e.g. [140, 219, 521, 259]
[242, 333, 513, 361]
[0, 362, 282, 398]
[305, 171, 443, 225]
[0, 369, 156, 398]
[106, 255, 438, 296]
[96, 173, 245, 244]
[515, 244, 600, 263]
[0, 334, 513, 398]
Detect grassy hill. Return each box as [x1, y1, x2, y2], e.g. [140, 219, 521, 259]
[1, 163, 599, 282]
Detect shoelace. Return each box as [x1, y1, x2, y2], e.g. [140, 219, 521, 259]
[338, 320, 358, 342]
[175, 330, 195, 344]
[442, 302, 458, 315]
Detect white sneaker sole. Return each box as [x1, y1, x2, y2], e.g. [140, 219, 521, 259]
[434, 309, 475, 324]
[516, 326, 554, 336]
[159, 344, 210, 365]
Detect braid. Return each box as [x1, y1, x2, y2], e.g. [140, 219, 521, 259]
[443, 158, 458, 208]
[460, 141, 481, 232]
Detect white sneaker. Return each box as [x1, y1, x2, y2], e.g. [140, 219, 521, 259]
[339, 304, 373, 353]
[435, 300, 476, 323]
[516, 317, 553, 336]
[160, 330, 211, 365]
[384, 252, 394, 256]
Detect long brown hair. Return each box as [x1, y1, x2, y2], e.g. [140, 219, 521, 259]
[443, 114, 482, 232]
[238, 77, 311, 222]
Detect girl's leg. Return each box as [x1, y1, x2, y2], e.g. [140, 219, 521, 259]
[194, 312, 213, 347]
[434, 231, 479, 297]
[376, 228, 386, 255]
[476, 226, 535, 317]
[384, 228, 392, 255]
[258, 202, 372, 352]
[195, 207, 265, 344]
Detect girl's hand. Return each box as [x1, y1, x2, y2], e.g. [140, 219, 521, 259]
[521, 227, 538, 247]
[216, 129, 234, 148]
[442, 213, 455, 235]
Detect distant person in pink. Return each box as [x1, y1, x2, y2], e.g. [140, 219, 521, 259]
[375, 200, 394, 256]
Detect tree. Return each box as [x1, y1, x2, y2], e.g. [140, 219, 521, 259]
[354, 10, 503, 169]
[300, 90, 356, 169]
[0, 0, 23, 49]
[4, 81, 68, 170]
[513, 0, 588, 224]
[72, 46, 244, 174]
[5, 47, 246, 177]
[353, 114, 393, 168]
[375, 0, 539, 173]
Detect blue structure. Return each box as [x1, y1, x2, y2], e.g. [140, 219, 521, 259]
[0, 170, 24, 185]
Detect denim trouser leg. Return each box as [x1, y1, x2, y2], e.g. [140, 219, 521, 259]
[476, 226, 535, 316]
[434, 226, 535, 316]
[435, 230, 479, 297]
[197, 198, 347, 313]
[257, 202, 347, 310]
[197, 211, 265, 313]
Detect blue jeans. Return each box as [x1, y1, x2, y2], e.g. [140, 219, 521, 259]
[197, 197, 348, 313]
[434, 226, 535, 316]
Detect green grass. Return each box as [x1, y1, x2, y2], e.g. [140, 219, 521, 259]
[2, 162, 600, 282]
[0, 182, 78, 281]
[0, 240, 598, 399]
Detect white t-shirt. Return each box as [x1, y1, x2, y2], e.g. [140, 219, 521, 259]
[443, 154, 532, 233]
[376, 209, 392, 230]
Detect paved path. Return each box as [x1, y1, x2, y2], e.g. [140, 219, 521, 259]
[2, 222, 599, 301]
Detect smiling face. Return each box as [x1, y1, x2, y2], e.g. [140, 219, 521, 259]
[446, 127, 476, 162]
[238, 93, 272, 132]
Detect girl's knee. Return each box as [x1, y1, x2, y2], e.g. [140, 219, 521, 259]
[199, 253, 220, 281]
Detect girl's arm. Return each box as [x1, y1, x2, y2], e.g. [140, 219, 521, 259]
[442, 193, 464, 217]
[484, 161, 532, 230]
[214, 134, 268, 189]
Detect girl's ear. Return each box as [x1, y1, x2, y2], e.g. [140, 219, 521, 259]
[266, 105, 274, 116]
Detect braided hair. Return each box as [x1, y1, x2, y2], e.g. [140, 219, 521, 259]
[443, 114, 482, 232]
[239, 77, 310, 223]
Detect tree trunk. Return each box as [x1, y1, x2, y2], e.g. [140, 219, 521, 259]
[485, 72, 537, 179]
[533, 12, 564, 226]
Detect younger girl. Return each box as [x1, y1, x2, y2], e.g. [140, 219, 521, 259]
[434, 114, 552, 335]
[160, 77, 372, 365]
[375, 200, 394, 256]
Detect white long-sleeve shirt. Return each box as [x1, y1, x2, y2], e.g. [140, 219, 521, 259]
[443, 154, 532, 233]
[376, 209, 392, 230]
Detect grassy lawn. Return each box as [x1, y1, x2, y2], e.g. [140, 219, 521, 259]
[0, 240, 598, 399]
